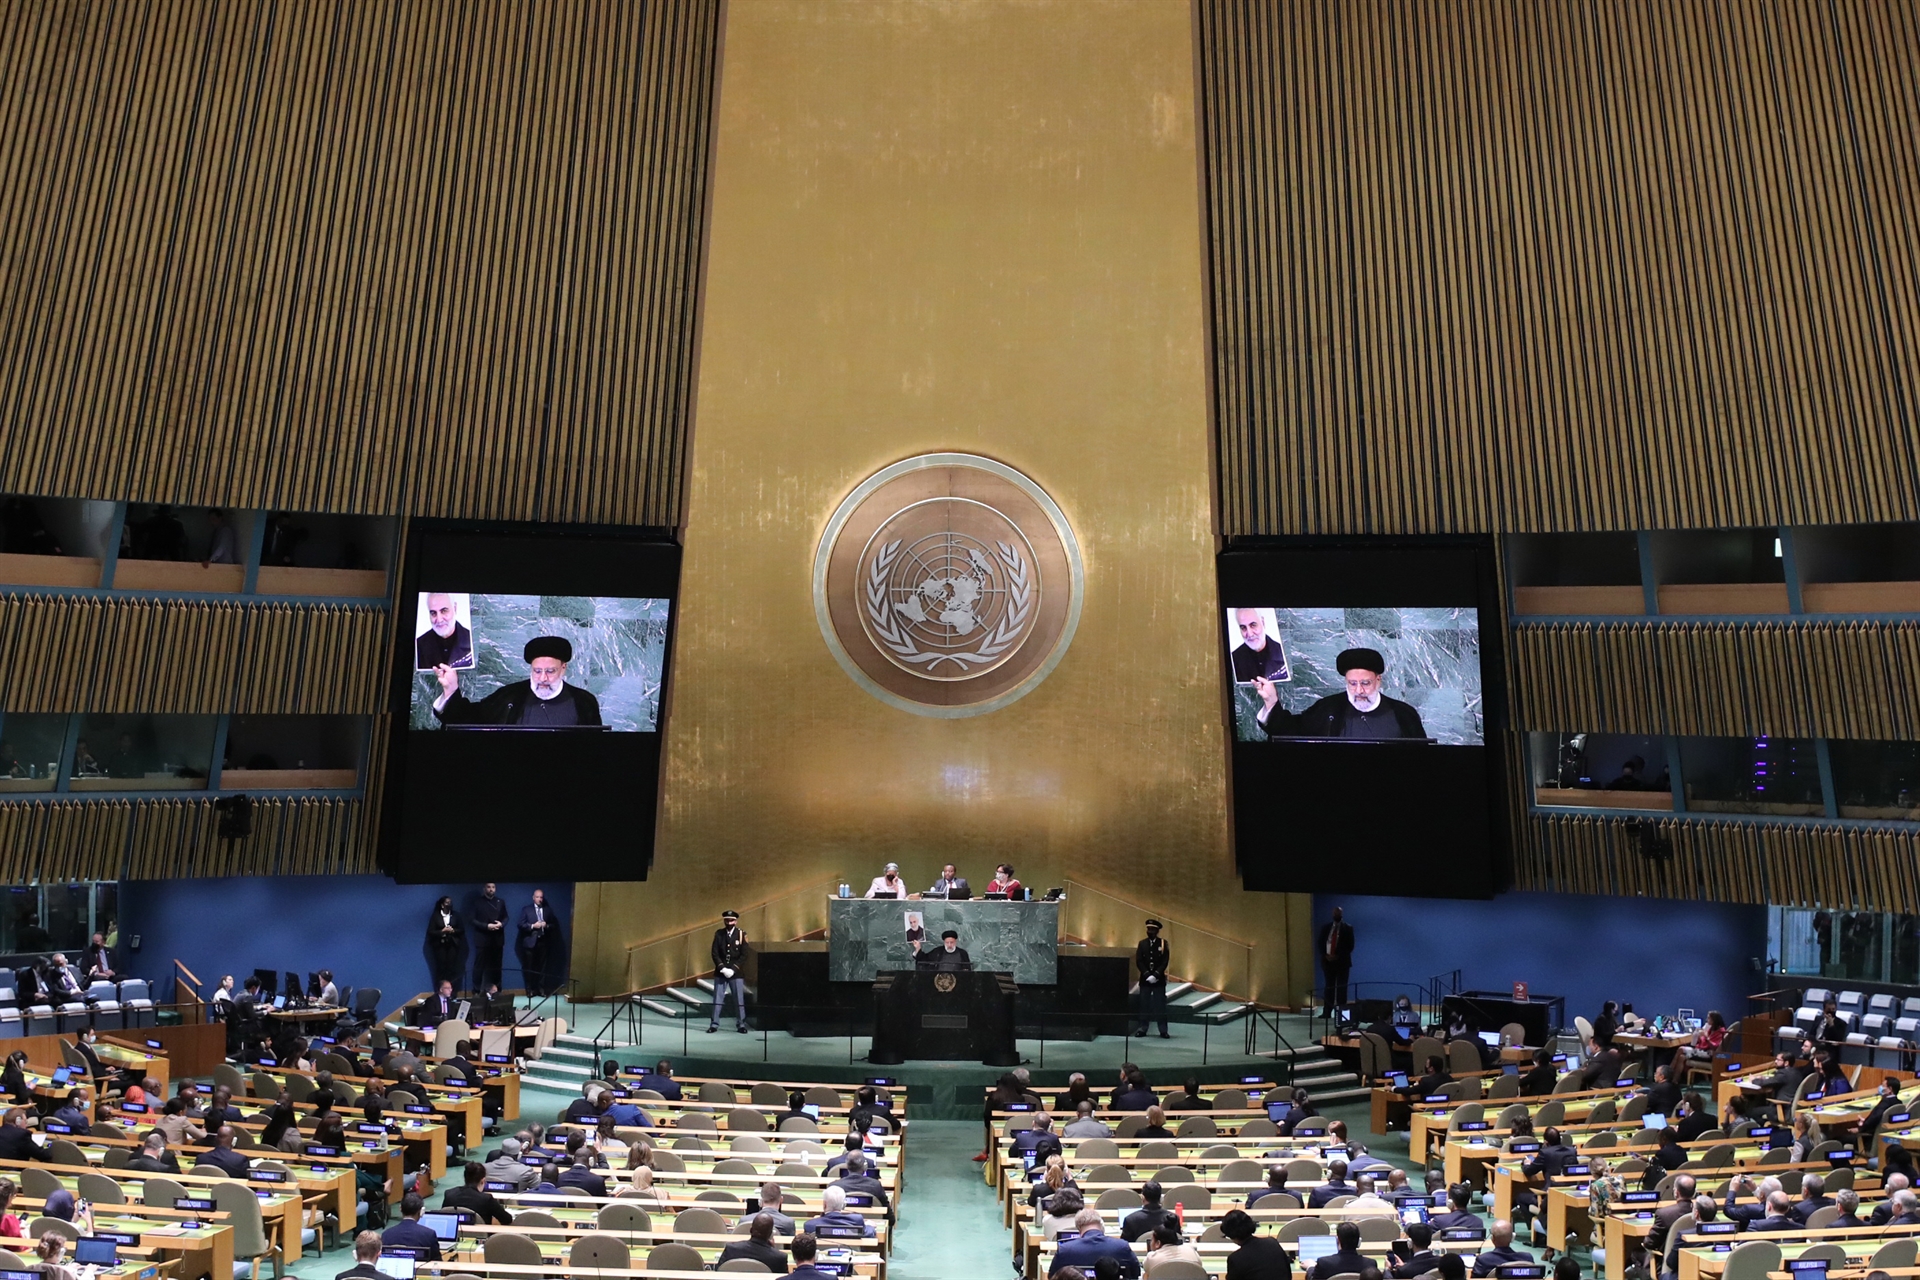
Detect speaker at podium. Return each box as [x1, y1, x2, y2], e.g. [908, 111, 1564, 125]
[868, 968, 1017, 1066]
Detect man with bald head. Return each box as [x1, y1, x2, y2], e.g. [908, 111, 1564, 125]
[415, 593, 473, 669]
[1469, 1221, 1533, 1276]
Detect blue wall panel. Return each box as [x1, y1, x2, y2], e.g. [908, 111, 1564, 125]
[118, 877, 573, 1012]
[1311, 891, 1768, 1027]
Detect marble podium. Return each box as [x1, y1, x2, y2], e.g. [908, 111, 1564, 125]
[827, 897, 1058, 985]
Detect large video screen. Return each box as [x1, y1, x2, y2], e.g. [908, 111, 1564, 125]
[381, 522, 681, 883]
[1221, 540, 1505, 897]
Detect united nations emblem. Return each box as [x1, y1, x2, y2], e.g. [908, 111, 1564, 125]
[933, 972, 958, 993]
[815, 454, 1083, 717]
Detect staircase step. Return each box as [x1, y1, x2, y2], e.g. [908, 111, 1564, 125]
[1164, 982, 1196, 1000]
[640, 998, 684, 1019]
[666, 987, 709, 1007]
[1181, 991, 1224, 1011]
[1198, 1002, 1250, 1024]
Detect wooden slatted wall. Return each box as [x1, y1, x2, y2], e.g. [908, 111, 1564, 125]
[1197, 0, 1920, 537]
[0, 0, 719, 526]
[0, 595, 386, 714]
[1197, 0, 1920, 905]
[1511, 620, 1920, 740]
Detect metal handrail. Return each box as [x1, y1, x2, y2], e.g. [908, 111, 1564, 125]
[623, 877, 843, 996]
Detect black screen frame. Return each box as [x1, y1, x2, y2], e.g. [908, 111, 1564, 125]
[378, 519, 682, 883]
[1218, 535, 1509, 898]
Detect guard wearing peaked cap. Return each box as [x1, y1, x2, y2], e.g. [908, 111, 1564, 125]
[430, 633, 604, 728]
[1135, 919, 1171, 1039]
[1259, 645, 1427, 741]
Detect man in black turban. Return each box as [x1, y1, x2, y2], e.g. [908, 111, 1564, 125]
[430, 635, 604, 728]
[1258, 646, 1427, 741]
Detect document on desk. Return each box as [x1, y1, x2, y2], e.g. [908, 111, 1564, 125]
[143, 1225, 188, 1237]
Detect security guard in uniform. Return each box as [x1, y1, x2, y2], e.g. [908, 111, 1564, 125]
[1135, 919, 1171, 1038]
[707, 910, 749, 1033]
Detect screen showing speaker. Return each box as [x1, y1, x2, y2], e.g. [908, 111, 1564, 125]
[382, 521, 681, 882]
[1220, 539, 1505, 897]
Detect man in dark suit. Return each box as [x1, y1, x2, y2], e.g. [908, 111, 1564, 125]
[441, 1161, 512, 1225]
[1247, 1167, 1292, 1209]
[1647, 1175, 1696, 1256]
[1049, 1208, 1139, 1278]
[1887, 1189, 1920, 1227]
[1469, 1221, 1533, 1276]
[1220, 1208, 1292, 1280]
[517, 890, 555, 996]
[125, 1132, 179, 1174]
[1112, 1069, 1158, 1112]
[381, 1194, 443, 1261]
[334, 1231, 388, 1280]
[1789, 1173, 1834, 1224]
[1518, 1050, 1558, 1097]
[636, 1060, 682, 1100]
[1645, 1064, 1681, 1116]
[831, 1152, 891, 1210]
[1400, 1055, 1454, 1099]
[1748, 1052, 1811, 1107]
[1311, 1221, 1370, 1280]
[1749, 1191, 1800, 1232]
[786, 1233, 836, 1280]
[718, 1214, 790, 1274]
[1721, 1174, 1777, 1228]
[1521, 1130, 1580, 1183]
[1831, 1189, 1865, 1229]
[193, 1126, 249, 1178]
[1307, 1159, 1354, 1209]
[1859, 1075, 1906, 1142]
[555, 1154, 609, 1198]
[1580, 1040, 1625, 1090]
[470, 883, 509, 993]
[1674, 1093, 1716, 1143]
[51, 1088, 92, 1133]
[1318, 907, 1355, 1013]
[1009, 1114, 1062, 1163]
[1121, 1181, 1174, 1242]
[0, 1108, 48, 1162]
[1429, 1183, 1482, 1231]
[420, 981, 458, 1027]
[1391, 1223, 1442, 1279]
[202, 1085, 246, 1132]
[926, 865, 971, 899]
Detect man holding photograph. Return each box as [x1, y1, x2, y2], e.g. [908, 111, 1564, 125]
[415, 593, 474, 669]
[432, 635, 603, 728]
[1261, 647, 1427, 741]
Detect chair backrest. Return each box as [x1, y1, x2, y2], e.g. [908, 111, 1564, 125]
[1285, 1158, 1323, 1183]
[46, 1139, 88, 1167]
[1447, 1102, 1484, 1130]
[1149, 1263, 1210, 1280]
[1809, 1139, 1846, 1160]
[729, 1133, 771, 1153]
[750, 1083, 786, 1106]
[141, 1177, 188, 1207]
[0, 1252, 27, 1271]
[1278, 1218, 1328, 1242]
[718, 1261, 773, 1275]
[1552, 1072, 1585, 1095]
[776, 1115, 818, 1133]
[1587, 1099, 1617, 1123]
[28, 1218, 78, 1242]
[1581, 1130, 1617, 1151]
[211, 1181, 271, 1257]
[712, 1157, 758, 1175]
[1095, 1187, 1140, 1210]
[1869, 1239, 1920, 1271]
[1175, 1115, 1218, 1138]
[1619, 1095, 1648, 1122]
[651, 1150, 686, 1172]
[1500, 1022, 1527, 1046]
[100, 1148, 131, 1170]
[1086, 1164, 1133, 1184]
[1825, 1167, 1855, 1192]
[1136, 1140, 1178, 1160]
[1661, 1214, 1695, 1271]
[1152, 1165, 1195, 1184]
[699, 1081, 738, 1105]
[1212, 1087, 1249, 1109]
[672, 1207, 729, 1236]
[727, 1106, 769, 1132]
[694, 1189, 742, 1205]
[213, 1062, 246, 1093]
[432, 1019, 471, 1058]
[567, 1233, 630, 1270]
[58, 1041, 87, 1069]
[1114, 1115, 1148, 1139]
[1357, 1033, 1384, 1080]
[1720, 1240, 1783, 1280]
[1534, 1101, 1566, 1126]
[673, 1136, 712, 1152]
[511, 1211, 560, 1228]
[1201, 1144, 1240, 1161]
[773, 1162, 814, 1180]
[482, 1233, 545, 1266]
[1408, 1036, 1445, 1071]
[282, 1074, 315, 1103]
[647, 1243, 706, 1271]
[804, 1086, 841, 1108]
[1165, 1183, 1211, 1211]
[1803, 1208, 1842, 1230]
[1495, 1103, 1530, 1129]
[1360, 1216, 1402, 1242]
[1220, 1159, 1264, 1183]
[1487, 1073, 1520, 1099]
[1574, 1016, 1595, 1041]
[1078, 1138, 1120, 1160]
[1448, 1040, 1481, 1075]
[1237, 1118, 1279, 1138]
[76, 1172, 125, 1205]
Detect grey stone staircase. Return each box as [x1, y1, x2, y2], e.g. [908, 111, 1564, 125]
[1259, 1039, 1366, 1104]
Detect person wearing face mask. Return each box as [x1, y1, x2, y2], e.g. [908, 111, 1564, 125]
[431, 636, 602, 728]
[1258, 647, 1427, 740]
[865, 863, 906, 898]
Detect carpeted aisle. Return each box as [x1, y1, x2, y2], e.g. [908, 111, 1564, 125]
[888, 1119, 1017, 1280]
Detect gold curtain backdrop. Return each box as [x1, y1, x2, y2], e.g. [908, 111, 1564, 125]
[573, 0, 1314, 1005]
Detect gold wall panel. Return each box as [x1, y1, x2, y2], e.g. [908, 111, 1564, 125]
[0, 595, 387, 715]
[1198, 0, 1920, 536]
[0, 0, 717, 526]
[576, 0, 1310, 1004]
[1512, 620, 1920, 740]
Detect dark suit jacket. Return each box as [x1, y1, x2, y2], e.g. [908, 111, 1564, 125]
[1312, 1249, 1372, 1280]
[1749, 1213, 1799, 1232]
[1306, 1181, 1354, 1210]
[517, 904, 553, 949]
[1581, 1049, 1624, 1089]
[1317, 920, 1355, 969]
[0, 1126, 48, 1162]
[1051, 1229, 1139, 1278]
[1519, 1064, 1558, 1097]
[382, 1218, 443, 1262]
[1521, 1143, 1578, 1180]
[1228, 1236, 1295, 1280]
[831, 1172, 890, 1209]
[1471, 1245, 1534, 1276]
[1010, 1130, 1062, 1162]
[420, 994, 458, 1026]
[436, 680, 602, 728]
[556, 1164, 608, 1198]
[442, 1184, 512, 1226]
[194, 1146, 249, 1177]
[1646, 1080, 1681, 1115]
[126, 1154, 179, 1174]
[1112, 1086, 1158, 1112]
[336, 1265, 385, 1280]
[717, 1238, 790, 1273]
[1789, 1195, 1834, 1224]
[1392, 1251, 1442, 1279]
[1675, 1110, 1716, 1143]
[1121, 1204, 1173, 1242]
[636, 1073, 682, 1100]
